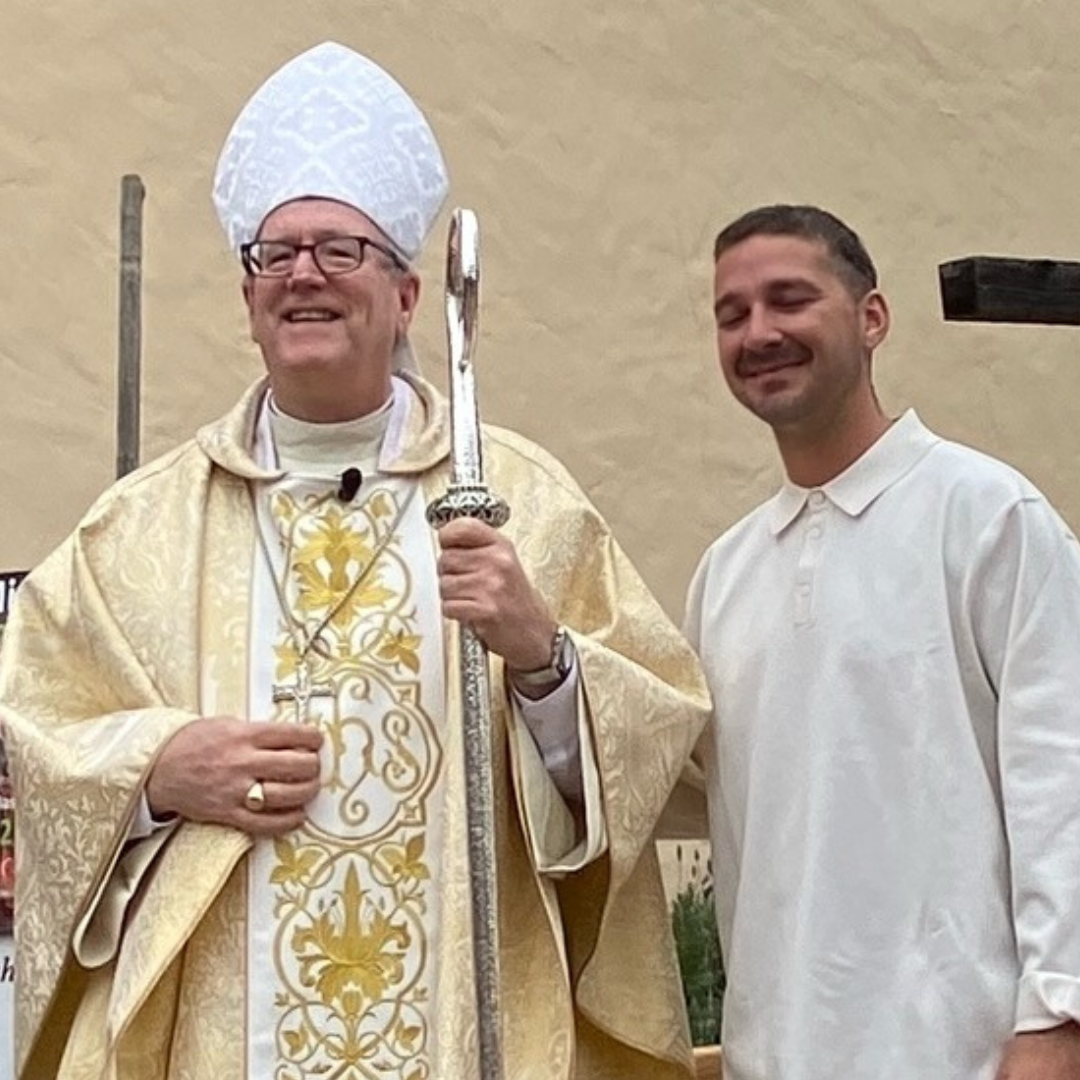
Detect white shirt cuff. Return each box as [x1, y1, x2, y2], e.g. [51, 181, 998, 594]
[1016, 971, 1080, 1031]
[128, 792, 177, 841]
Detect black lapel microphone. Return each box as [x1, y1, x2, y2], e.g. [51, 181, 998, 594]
[337, 467, 363, 502]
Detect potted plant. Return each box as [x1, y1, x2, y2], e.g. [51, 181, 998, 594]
[670, 844, 723, 1078]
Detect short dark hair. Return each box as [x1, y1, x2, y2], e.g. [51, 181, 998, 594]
[713, 204, 878, 298]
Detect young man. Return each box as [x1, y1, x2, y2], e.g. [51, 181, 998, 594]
[687, 204, 1080, 1080]
[0, 43, 708, 1080]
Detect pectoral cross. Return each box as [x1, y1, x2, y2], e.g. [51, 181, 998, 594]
[272, 663, 335, 725]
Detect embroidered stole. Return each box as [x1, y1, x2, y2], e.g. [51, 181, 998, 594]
[247, 473, 446, 1080]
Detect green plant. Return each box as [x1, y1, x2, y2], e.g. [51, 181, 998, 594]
[670, 846, 724, 1046]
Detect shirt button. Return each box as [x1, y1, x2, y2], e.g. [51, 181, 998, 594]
[808, 491, 826, 509]
[809, 525, 822, 539]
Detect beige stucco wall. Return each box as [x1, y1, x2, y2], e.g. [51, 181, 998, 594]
[2, 0, 1080, 619]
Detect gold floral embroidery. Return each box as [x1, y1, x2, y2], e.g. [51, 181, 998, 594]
[377, 630, 422, 674]
[292, 864, 410, 1009]
[378, 835, 431, 890]
[270, 837, 320, 887]
[286, 502, 398, 631]
[265, 484, 439, 1079]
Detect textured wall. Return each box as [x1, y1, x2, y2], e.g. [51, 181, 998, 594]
[2, 0, 1080, 617]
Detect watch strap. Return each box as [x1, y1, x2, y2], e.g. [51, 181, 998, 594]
[509, 625, 573, 687]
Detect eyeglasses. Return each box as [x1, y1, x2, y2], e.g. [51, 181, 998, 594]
[240, 235, 408, 278]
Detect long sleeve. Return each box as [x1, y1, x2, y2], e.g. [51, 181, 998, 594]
[0, 533, 202, 1071]
[968, 496, 1080, 1030]
[0, 437, 256, 1080]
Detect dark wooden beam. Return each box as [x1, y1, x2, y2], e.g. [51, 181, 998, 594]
[939, 256, 1080, 325]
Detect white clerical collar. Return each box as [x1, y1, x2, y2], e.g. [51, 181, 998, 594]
[266, 392, 393, 476]
[768, 409, 940, 535]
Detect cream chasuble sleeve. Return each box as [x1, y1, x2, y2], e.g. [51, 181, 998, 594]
[72, 824, 179, 968]
[0, 437, 254, 1080]
[480, 424, 711, 1074]
[72, 789, 183, 969]
[0, 541, 200, 980]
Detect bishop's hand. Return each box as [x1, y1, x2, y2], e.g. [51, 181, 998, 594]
[435, 517, 557, 673]
[146, 716, 323, 837]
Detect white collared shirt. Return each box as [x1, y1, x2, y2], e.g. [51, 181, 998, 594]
[687, 410, 1080, 1080]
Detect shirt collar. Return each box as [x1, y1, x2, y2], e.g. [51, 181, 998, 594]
[768, 410, 940, 535]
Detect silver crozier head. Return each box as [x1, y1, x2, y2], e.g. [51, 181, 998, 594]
[444, 208, 483, 489]
[446, 208, 480, 379]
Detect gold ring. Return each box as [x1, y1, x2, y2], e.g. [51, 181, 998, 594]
[244, 781, 266, 813]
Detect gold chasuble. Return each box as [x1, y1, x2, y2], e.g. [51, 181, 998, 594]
[0, 372, 710, 1080]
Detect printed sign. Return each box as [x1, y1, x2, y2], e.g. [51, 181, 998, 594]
[0, 936, 11, 1080]
[0, 571, 22, 1080]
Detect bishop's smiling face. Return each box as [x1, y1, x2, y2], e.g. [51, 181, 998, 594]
[242, 198, 419, 420]
[712, 233, 888, 441]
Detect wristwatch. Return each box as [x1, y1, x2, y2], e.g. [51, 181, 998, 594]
[510, 625, 574, 688]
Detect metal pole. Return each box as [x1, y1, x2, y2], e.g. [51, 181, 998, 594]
[426, 209, 508, 1080]
[117, 174, 145, 478]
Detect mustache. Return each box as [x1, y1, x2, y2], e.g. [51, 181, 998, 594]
[735, 343, 812, 377]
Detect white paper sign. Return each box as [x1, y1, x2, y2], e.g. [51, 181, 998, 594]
[0, 937, 12, 1080]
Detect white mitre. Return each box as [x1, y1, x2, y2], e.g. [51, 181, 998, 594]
[212, 41, 448, 261]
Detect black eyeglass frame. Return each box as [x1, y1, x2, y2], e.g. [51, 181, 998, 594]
[239, 235, 409, 277]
